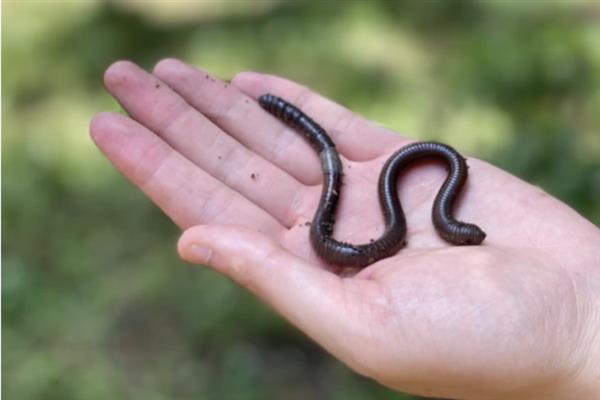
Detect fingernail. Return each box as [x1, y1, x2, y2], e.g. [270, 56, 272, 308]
[188, 244, 213, 264]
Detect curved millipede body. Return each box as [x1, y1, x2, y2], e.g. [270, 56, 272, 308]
[258, 93, 486, 268]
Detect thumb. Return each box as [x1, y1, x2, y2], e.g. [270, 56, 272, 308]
[177, 224, 372, 374]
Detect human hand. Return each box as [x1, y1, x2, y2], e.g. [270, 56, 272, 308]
[90, 59, 600, 399]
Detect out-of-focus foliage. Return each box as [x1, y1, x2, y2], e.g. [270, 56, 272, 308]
[3, 1, 599, 399]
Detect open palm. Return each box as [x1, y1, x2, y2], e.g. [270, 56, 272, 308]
[91, 59, 600, 400]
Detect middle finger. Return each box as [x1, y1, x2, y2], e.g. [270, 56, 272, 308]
[152, 58, 323, 185]
[103, 61, 308, 228]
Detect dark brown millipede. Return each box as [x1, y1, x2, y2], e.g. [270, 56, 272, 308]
[258, 94, 486, 268]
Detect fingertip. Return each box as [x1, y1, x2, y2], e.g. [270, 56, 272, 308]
[152, 57, 186, 78]
[231, 71, 263, 83]
[89, 112, 125, 144]
[103, 60, 139, 90]
[177, 225, 206, 259]
[178, 225, 288, 271]
[177, 225, 277, 293]
[89, 112, 110, 138]
[231, 71, 267, 98]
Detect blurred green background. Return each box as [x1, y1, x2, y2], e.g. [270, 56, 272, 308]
[3, 1, 600, 399]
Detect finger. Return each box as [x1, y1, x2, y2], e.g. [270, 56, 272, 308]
[152, 58, 322, 185]
[231, 71, 405, 161]
[90, 111, 284, 236]
[103, 60, 306, 227]
[178, 224, 384, 377]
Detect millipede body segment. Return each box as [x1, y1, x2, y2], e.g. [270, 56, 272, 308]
[258, 94, 486, 268]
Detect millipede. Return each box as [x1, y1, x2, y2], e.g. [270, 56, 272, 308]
[258, 94, 486, 268]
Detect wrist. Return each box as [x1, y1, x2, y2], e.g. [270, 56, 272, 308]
[551, 279, 600, 400]
[572, 295, 600, 399]
[513, 274, 600, 400]
[557, 246, 600, 399]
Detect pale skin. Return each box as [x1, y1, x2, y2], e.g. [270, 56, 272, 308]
[90, 59, 600, 399]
